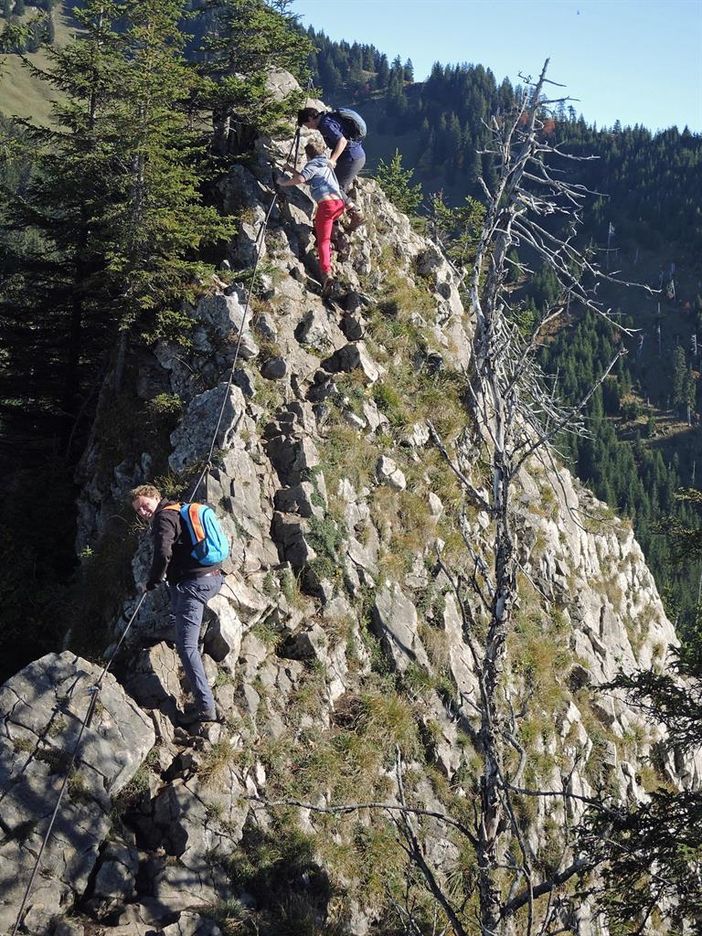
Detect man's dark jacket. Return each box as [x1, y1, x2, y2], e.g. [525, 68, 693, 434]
[147, 499, 221, 588]
[318, 113, 365, 160]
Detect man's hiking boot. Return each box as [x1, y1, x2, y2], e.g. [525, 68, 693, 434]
[178, 702, 223, 726]
[321, 274, 336, 299]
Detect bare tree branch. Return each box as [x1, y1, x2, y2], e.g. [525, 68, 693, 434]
[245, 792, 479, 848]
[500, 857, 593, 918]
[427, 421, 492, 513]
[393, 750, 472, 936]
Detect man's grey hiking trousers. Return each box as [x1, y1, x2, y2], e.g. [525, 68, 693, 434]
[336, 151, 366, 195]
[168, 573, 223, 716]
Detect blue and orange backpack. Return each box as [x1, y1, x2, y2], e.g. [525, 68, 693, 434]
[166, 503, 229, 566]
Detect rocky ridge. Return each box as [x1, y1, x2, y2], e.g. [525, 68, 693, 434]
[0, 75, 697, 935]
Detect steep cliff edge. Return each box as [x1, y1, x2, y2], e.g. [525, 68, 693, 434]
[1, 78, 697, 936]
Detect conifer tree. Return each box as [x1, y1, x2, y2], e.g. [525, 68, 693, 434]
[0, 0, 127, 445]
[375, 149, 422, 215]
[2, 0, 232, 421]
[375, 52, 389, 87]
[101, 0, 231, 340]
[196, 0, 312, 157]
[0, 0, 235, 678]
[672, 345, 688, 414]
[429, 191, 484, 269]
[0, 0, 129, 679]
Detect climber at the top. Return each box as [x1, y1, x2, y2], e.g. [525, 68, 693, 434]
[277, 141, 346, 297]
[297, 106, 365, 231]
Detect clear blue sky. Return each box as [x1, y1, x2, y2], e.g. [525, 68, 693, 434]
[293, 0, 702, 132]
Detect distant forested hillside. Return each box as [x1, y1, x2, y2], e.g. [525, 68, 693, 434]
[306, 27, 702, 639]
[307, 28, 702, 251]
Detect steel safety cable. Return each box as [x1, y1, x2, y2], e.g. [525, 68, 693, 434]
[188, 127, 302, 501]
[11, 593, 147, 936]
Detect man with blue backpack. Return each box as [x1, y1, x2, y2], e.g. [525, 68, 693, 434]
[297, 106, 366, 231]
[130, 484, 228, 725]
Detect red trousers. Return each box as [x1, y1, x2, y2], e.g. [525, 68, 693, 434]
[314, 198, 346, 275]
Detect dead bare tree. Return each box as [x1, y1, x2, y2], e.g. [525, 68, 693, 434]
[423, 60, 640, 934]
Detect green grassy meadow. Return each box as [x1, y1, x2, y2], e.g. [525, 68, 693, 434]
[0, 3, 77, 124]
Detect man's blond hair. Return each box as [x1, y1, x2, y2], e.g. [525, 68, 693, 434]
[129, 483, 161, 503]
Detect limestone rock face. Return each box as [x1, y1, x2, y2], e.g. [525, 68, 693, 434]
[372, 583, 429, 672]
[376, 455, 406, 490]
[0, 652, 154, 934]
[169, 383, 246, 474]
[15, 71, 696, 936]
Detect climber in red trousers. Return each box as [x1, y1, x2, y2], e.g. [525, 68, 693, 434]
[277, 141, 347, 297]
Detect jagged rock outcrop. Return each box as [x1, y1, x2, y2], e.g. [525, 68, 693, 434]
[0, 653, 155, 933]
[4, 73, 699, 936]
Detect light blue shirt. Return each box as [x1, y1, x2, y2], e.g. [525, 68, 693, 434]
[300, 156, 343, 203]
